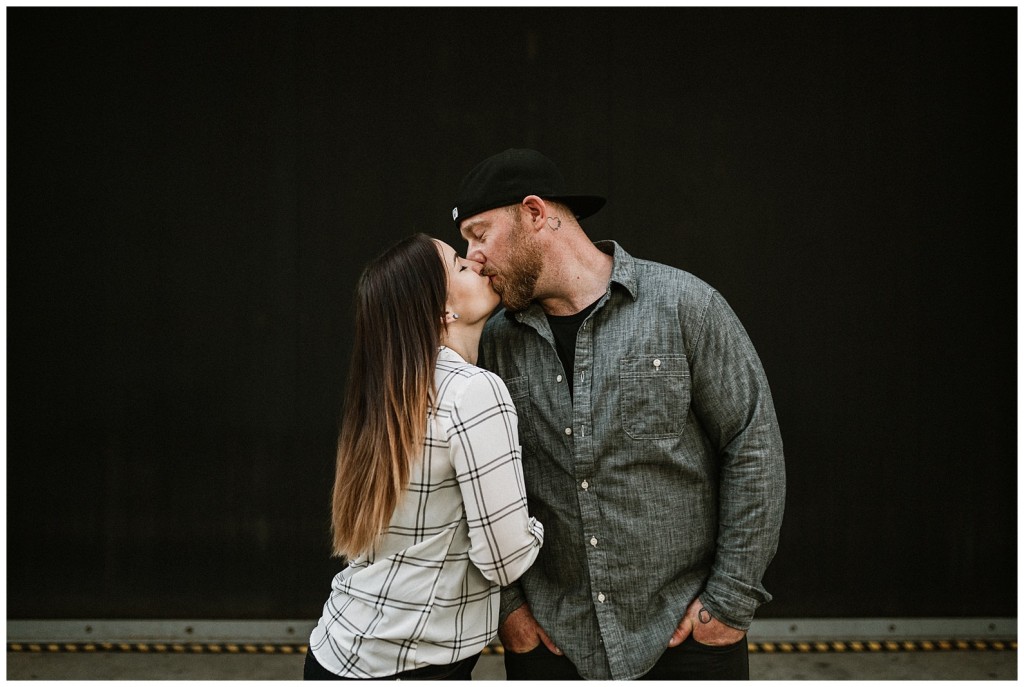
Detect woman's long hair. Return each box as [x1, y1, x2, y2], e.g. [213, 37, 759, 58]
[331, 234, 447, 558]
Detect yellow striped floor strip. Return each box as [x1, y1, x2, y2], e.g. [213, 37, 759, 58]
[8, 640, 1017, 654]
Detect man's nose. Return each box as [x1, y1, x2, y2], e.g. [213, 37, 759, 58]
[459, 257, 484, 274]
[465, 244, 486, 266]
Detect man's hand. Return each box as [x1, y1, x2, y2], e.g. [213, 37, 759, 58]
[668, 597, 746, 648]
[498, 604, 562, 655]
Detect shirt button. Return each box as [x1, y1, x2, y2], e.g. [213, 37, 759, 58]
[556, 374, 563, 383]
[565, 427, 573, 436]
[590, 537, 598, 547]
[653, 358, 662, 368]
[597, 593, 606, 603]
[581, 480, 589, 490]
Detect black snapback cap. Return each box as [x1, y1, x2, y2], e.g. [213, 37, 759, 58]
[451, 148, 605, 227]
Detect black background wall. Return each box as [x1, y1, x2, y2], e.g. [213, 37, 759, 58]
[7, 7, 1016, 620]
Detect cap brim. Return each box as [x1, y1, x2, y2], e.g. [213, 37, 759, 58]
[547, 194, 606, 220]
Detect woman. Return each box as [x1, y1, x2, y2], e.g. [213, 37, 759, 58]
[305, 234, 544, 680]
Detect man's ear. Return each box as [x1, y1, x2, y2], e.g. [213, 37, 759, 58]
[520, 195, 549, 232]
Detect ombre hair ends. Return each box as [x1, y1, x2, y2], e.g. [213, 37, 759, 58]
[331, 234, 447, 558]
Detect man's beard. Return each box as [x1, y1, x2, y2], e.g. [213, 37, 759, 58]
[492, 220, 543, 312]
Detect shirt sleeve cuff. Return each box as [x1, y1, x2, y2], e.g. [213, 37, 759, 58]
[701, 575, 773, 631]
[499, 583, 527, 626]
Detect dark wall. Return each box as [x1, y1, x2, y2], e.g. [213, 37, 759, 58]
[7, 8, 1016, 620]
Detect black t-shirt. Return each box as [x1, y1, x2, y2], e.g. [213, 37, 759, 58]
[546, 298, 601, 398]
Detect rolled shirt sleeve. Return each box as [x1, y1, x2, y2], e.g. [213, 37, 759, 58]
[447, 371, 545, 588]
[688, 290, 786, 630]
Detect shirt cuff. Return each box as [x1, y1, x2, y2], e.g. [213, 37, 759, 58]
[499, 583, 527, 627]
[701, 574, 773, 631]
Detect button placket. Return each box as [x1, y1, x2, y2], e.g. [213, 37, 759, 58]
[571, 314, 611, 625]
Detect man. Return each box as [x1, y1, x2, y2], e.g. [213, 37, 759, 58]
[451, 149, 785, 680]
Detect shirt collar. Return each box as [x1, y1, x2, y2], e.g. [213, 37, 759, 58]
[596, 240, 639, 301]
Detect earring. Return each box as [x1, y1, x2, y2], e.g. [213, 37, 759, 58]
[451, 313, 460, 320]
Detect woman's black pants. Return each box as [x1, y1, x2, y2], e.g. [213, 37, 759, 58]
[303, 649, 480, 680]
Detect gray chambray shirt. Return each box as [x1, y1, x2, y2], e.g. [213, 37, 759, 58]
[478, 241, 785, 680]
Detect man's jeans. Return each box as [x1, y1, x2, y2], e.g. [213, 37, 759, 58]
[504, 636, 749, 680]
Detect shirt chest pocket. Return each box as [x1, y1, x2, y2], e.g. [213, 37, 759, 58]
[619, 355, 691, 440]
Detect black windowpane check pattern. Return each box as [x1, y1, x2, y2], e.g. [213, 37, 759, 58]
[308, 347, 544, 678]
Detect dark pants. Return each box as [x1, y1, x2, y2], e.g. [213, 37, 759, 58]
[503, 636, 749, 680]
[304, 649, 480, 680]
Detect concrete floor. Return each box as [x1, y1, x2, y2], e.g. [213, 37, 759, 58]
[6, 649, 1017, 680]
[8, 619, 1016, 680]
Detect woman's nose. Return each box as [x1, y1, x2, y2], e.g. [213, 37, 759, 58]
[461, 257, 484, 274]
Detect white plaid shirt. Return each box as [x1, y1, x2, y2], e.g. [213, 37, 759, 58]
[309, 347, 544, 677]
